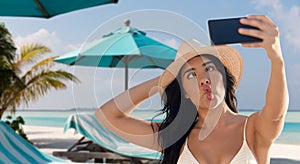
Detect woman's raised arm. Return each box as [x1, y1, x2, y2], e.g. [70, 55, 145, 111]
[239, 15, 289, 145]
[95, 76, 162, 151]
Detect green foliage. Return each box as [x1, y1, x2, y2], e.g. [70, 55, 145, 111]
[0, 24, 80, 119]
[0, 23, 19, 98]
[5, 115, 32, 144]
[0, 23, 16, 62]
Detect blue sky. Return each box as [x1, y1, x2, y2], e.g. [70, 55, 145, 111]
[1, 0, 300, 110]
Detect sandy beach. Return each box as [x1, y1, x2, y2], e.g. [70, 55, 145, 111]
[23, 125, 300, 163]
[23, 125, 82, 156]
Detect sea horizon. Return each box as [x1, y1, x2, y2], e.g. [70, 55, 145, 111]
[8, 107, 300, 111]
[2, 109, 300, 146]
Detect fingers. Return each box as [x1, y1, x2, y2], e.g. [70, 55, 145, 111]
[246, 15, 276, 27]
[238, 28, 266, 40]
[238, 15, 282, 58]
[239, 16, 278, 36]
[238, 15, 279, 48]
[241, 42, 263, 48]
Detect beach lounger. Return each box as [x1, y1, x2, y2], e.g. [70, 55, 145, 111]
[0, 121, 67, 163]
[53, 113, 161, 163]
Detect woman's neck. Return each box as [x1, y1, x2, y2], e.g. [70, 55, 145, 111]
[197, 102, 225, 123]
[194, 102, 236, 139]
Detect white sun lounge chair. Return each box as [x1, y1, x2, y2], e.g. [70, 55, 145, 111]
[0, 121, 67, 163]
[53, 113, 161, 163]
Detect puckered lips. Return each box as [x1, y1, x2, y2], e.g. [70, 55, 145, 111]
[202, 84, 212, 101]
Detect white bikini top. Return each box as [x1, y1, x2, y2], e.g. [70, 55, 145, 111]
[177, 118, 257, 164]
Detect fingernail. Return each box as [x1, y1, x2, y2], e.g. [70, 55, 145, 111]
[240, 18, 246, 23]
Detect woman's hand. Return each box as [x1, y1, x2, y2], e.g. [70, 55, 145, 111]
[238, 15, 283, 62]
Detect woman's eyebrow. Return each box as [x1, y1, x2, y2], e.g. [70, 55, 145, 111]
[183, 61, 213, 76]
[202, 61, 213, 67]
[183, 68, 195, 76]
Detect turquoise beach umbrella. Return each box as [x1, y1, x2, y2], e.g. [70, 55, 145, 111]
[0, 0, 118, 18]
[55, 20, 177, 90]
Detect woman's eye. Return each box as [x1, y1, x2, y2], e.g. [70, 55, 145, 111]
[205, 66, 215, 72]
[187, 72, 197, 79]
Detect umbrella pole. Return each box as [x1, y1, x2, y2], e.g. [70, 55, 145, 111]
[125, 62, 128, 90]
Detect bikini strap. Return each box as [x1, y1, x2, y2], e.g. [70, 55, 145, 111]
[243, 117, 249, 140]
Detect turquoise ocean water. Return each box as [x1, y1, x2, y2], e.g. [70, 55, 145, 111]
[3, 109, 300, 145]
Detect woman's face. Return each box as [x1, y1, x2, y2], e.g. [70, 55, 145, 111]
[180, 56, 225, 110]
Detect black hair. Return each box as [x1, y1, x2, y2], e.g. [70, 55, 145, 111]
[152, 54, 237, 164]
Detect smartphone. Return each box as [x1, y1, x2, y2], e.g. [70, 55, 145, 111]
[208, 17, 262, 45]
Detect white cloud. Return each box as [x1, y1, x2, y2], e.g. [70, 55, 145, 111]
[13, 29, 80, 57]
[152, 37, 180, 49]
[252, 0, 282, 10]
[251, 0, 300, 52]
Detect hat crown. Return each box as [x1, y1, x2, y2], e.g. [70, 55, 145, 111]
[158, 39, 244, 96]
[176, 39, 206, 59]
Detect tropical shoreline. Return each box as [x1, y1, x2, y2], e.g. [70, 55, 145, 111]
[23, 125, 300, 163]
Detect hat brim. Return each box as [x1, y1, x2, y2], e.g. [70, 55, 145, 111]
[158, 45, 243, 95]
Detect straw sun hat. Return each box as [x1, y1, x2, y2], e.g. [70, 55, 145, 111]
[158, 39, 244, 95]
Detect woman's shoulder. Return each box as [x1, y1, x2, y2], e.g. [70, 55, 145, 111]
[231, 113, 248, 125]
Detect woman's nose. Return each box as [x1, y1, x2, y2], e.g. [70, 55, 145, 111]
[200, 79, 210, 86]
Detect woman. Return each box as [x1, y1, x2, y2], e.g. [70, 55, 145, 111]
[95, 15, 288, 164]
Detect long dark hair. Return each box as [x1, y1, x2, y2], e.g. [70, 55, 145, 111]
[152, 54, 238, 164]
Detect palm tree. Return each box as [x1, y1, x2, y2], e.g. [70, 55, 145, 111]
[0, 23, 19, 98]
[0, 42, 80, 119]
[0, 24, 16, 62]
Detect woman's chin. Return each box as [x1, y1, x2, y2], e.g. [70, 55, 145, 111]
[208, 98, 223, 110]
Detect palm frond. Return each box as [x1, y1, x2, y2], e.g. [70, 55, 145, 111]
[2, 70, 80, 113]
[0, 23, 17, 62]
[22, 56, 58, 80]
[0, 40, 80, 119]
[0, 56, 13, 70]
[20, 43, 51, 62]
[31, 55, 58, 71]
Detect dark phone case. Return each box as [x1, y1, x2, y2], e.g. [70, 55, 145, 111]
[208, 17, 262, 45]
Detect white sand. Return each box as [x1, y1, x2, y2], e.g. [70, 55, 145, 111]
[23, 125, 300, 162]
[270, 144, 300, 161]
[23, 125, 82, 155]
